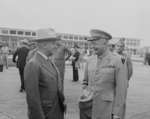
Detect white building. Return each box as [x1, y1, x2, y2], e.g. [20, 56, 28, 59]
[0, 27, 141, 55]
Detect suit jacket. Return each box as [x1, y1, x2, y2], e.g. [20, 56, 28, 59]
[81, 51, 127, 119]
[24, 52, 65, 119]
[12, 46, 29, 68]
[72, 50, 80, 65]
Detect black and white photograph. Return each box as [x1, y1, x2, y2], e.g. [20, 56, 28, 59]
[0, 0, 150, 119]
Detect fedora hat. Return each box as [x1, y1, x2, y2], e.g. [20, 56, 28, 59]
[34, 28, 61, 41]
[88, 29, 112, 41]
[20, 39, 29, 44]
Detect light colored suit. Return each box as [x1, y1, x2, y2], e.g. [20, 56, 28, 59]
[24, 52, 66, 119]
[79, 51, 127, 119]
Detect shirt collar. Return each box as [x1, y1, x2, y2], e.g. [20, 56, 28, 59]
[98, 50, 109, 59]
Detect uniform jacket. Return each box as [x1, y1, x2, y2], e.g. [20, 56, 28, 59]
[120, 52, 133, 80]
[24, 52, 66, 119]
[0, 48, 3, 65]
[52, 45, 72, 80]
[12, 46, 29, 68]
[82, 51, 127, 119]
[72, 50, 80, 66]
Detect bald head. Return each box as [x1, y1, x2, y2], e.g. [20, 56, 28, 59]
[115, 40, 125, 54]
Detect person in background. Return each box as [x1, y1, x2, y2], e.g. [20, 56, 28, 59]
[24, 28, 66, 119]
[2, 42, 9, 69]
[72, 44, 80, 82]
[79, 47, 86, 69]
[12, 39, 30, 92]
[26, 41, 37, 63]
[79, 29, 127, 119]
[0, 41, 4, 72]
[52, 40, 72, 90]
[115, 40, 133, 81]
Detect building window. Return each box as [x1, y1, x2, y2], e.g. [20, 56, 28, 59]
[79, 43, 83, 46]
[17, 31, 24, 35]
[74, 36, 78, 40]
[134, 43, 136, 46]
[79, 37, 83, 40]
[2, 30, 9, 34]
[63, 35, 68, 39]
[32, 32, 36, 36]
[25, 32, 31, 36]
[68, 42, 72, 45]
[10, 30, 16, 35]
[58, 35, 62, 39]
[69, 35, 73, 39]
[84, 37, 88, 40]
[10, 37, 17, 42]
[130, 42, 133, 46]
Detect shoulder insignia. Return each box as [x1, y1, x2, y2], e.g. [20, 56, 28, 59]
[121, 58, 125, 64]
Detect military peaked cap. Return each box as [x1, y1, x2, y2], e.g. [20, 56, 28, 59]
[88, 29, 112, 41]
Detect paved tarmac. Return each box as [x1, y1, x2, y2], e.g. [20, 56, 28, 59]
[0, 63, 150, 119]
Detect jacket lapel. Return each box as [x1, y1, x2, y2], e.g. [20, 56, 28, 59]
[36, 52, 56, 76]
[51, 58, 63, 92]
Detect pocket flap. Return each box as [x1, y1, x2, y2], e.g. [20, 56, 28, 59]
[101, 95, 114, 101]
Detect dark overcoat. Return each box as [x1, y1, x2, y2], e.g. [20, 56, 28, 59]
[12, 46, 29, 68]
[24, 52, 66, 119]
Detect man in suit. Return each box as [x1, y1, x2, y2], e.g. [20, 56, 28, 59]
[52, 40, 72, 90]
[79, 29, 128, 119]
[24, 28, 66, 119]
[26, 41, 37, 63]
[115, 40, 133, 81]
[12, 39, 30, 92]
[72, 44, 80, 82]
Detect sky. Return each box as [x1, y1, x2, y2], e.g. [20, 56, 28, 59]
[0, 0, 149, 47]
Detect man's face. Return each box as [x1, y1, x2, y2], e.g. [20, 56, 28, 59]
[115, 43, 124, 54]
[91, 38, 108, 56]
[30, 43, 36, 50]
[45, 41, 57, 56]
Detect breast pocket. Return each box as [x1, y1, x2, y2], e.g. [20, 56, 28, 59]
[100, 68, 114, 75]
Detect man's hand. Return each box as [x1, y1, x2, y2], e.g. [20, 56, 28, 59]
[113, 115, 120, 119]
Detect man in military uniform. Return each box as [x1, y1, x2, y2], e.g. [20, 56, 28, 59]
[79, 29, 128, 119]
[52, 40, 72, 90]
[115, 40, 133, 81]
[72, 44, 80, 82]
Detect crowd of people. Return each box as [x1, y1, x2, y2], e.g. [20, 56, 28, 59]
[1, 28, 133, 119]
